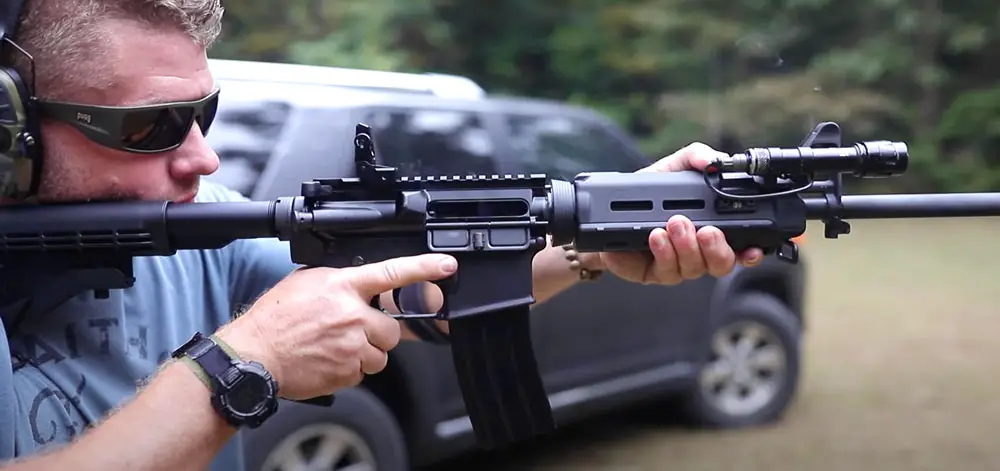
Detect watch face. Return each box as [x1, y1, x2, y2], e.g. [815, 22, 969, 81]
[228, 374, 270, 413]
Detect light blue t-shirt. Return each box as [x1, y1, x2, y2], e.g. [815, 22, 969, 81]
[0, 180, 298, 470]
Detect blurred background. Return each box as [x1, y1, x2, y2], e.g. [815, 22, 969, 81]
[212, 0, 1000, 193]
[204, 1, 1000, 470]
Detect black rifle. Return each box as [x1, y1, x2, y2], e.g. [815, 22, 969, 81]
[2, 121, 999, 449]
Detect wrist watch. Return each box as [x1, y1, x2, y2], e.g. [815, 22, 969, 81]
[171, 332, 279, 429]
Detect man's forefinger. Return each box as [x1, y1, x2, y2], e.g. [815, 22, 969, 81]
[348, 254, 458, 298]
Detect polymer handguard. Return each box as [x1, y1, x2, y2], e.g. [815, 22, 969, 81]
[555, 121, 909, 263]
[3, 121, 1000, 450]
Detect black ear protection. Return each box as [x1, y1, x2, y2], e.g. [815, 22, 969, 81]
[0, 0, 44, 201]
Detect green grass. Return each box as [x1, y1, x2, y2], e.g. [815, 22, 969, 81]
[433, 218, 1000, 471]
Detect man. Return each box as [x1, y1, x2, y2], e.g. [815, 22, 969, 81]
[0, 1, 764, 470]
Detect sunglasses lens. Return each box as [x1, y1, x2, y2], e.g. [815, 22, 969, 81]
[121, 106, 195, 152]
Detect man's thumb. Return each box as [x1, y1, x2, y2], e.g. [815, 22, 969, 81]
[349, 254, 458, 297]
[638, 142, 724, 173]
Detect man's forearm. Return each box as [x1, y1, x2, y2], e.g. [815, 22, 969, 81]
[529, 238, 591, 305]
[2, 361, 236, 471]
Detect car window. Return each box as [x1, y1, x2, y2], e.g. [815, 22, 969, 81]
[205, 98, 292, 196]
[363, 108, 499, 176]
[505, 113, 643, 179]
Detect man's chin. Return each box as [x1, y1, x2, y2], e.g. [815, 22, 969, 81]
[31, 195, 130, 204]
[84, 194, 146, 203]
[31, 186, 198, 204]
[38, 194, 171, 204]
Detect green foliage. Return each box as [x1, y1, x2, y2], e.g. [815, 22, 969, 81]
[210, 0, 1000, 192]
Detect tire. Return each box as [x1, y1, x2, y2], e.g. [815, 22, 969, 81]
[242, 387, 409, 471]
[679, 291, 802, 429]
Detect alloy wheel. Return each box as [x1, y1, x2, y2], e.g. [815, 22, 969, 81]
[260, 423, 377, 471]
[698, 320, 788, 417]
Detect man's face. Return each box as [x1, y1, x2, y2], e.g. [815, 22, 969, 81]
[35, 19, 220, 203]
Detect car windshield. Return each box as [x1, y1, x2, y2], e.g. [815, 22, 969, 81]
[364, 108, 500, 176]
[505, 113, 644, 179]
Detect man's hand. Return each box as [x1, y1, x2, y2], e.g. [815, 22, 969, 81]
[0, 255, 460, 471]
[592, 142, 765, 285]
[218, 253, 458, 400]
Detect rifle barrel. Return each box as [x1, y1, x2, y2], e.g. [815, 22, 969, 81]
[803, 192, 1000, 219]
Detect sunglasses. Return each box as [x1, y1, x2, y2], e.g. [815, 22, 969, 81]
[35, 88, 220, 154]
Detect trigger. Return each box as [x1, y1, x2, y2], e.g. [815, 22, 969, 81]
[392, 287, 404, 312]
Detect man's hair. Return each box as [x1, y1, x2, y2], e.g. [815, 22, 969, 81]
[2, 0, 224, 101]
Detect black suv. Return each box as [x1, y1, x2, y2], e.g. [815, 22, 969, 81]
[204, 61, 808, 471]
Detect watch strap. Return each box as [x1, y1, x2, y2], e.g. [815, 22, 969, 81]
[179, 356, 212, 388]
[210, 334, 240, 359]
[172, 333, 241, 390]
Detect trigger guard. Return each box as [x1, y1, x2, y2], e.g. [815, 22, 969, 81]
[396, 284, 436, 318]
[396, 284, 450, 345]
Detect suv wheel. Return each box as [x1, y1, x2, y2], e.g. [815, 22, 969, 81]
[681, 292, 802, 428]
[243, 387, 409, 471]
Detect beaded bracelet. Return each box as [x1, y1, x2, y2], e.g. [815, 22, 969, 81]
[561, 243, 604, 281]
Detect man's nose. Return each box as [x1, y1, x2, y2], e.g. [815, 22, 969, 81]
[169, 123, 221, 179]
